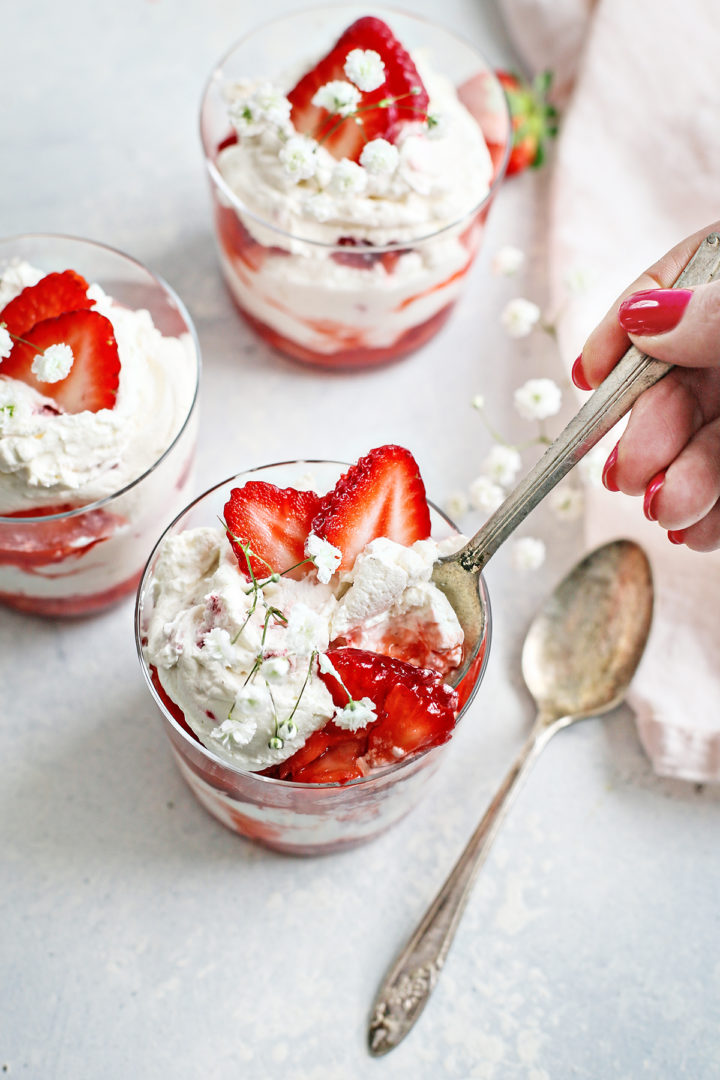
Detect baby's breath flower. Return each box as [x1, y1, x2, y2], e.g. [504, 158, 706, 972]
[303, 193, 335, 223]
[359, 137, 399, 175]
[211, 717, 258, 748]
[228, 97, 261, 136]
[426, 112, 450, 139]
[279, 135, 318, 182]
[564, 265, 595, 295]
[0, 325, 12, 361]
[468, 475, 505, 514]
[260, 656, 291, 683]
[444, 491, 469, 520]
[501, 297, 541, 338]
[514, 378, 562, 421]
[312, 80, 361, 117]
[31, 343, 74, 383]
[329, 158, 368, 196]
[333, 696, 377, 731]
[252, 83, 292, 127]
[471, 393, 485, 411]
[234, 683, 272, 716]
[510, 537, 546, 572]
[285, 602, 329, 655]
[268, 735, 284, 750]
[549, 485, 585, 522]
[305, 532, 342, 584]
[481, 445, 522, 487]
[492, 245, 526, 277]
[277, 719, 298, 740]
[202, 627, 236, 666]
[344, 48, 386, 92]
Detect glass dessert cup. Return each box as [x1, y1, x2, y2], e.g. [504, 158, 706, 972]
[135, 460, 491, 856]
[200, 6, 511, 371]
[0, 234, 200, 617]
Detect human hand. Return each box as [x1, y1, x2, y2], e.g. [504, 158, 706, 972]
[573, 223, 720, 552]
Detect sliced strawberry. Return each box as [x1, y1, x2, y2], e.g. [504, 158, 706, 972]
[1, 309, 119, 414]
[287, 16, 428, 162]
[0, 503, 122, 568]
[322, 646, 458, 767]
[268, 725, 368, 784]
[311, 444, 431, 572]
[0, 270, 93, 340]
[223, 481, 321, 580]
[495, 70, 558, 176]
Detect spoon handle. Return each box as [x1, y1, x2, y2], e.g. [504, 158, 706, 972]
[457, 232, 720, 574]
[368, 713, 565, 1056]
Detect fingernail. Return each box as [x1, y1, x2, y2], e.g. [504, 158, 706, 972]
[667, 529, 686, 545]
[602, 445, 620, 492]
[618, 289, 692, 335]
[571, 354, 592, 391]
[643, 470, 666, 521]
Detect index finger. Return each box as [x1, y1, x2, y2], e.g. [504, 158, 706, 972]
[579, 220, 720, 387]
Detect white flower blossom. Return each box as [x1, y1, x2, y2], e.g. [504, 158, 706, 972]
[492, 245, 526, 277]
[252, 83, 292, 127]
[279, 135, 318, 182]
[284, 602, 329, 655]
[501, 297, 541, 338]
[468, 475, 505, 514]
[260, 656, 291, 683]
[329, 158, 368, 196]
[549, 485, 585, 522]
[303, 193, 335, 223]
[426, 112, 451, 139]
[481, 444, 522, 487]
[202, 627, 236, 666]
[228, 97, 262, 136]
[31, 343, 74, 383]
[359, 137, 399, 175]
[233, 682, 272, 716]
[210, 716, 258, 748]
[333, 696, 377, 731]
[444, 491, 469, 520]
[471, 393, 485, 411]
[0, 326, 12, 360]
[312, 80, 361, 117]
[514, 378, 562, 421]
[344, 48, 386, 92]
[277, 719, 298, 741]
[510, 537, 546, 572]
[305, 532, 342, 584]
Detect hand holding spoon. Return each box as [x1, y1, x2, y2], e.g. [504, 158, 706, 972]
[436, 232, 720, 688]
[368, 539, 653, 1055]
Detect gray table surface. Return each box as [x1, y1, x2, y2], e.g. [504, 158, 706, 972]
[2, 2, 719, 1078]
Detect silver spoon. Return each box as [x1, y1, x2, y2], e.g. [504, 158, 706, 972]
[368, 538, 653, 1056]
[437, 232, 720, 688]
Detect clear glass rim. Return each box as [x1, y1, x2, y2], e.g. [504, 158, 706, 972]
[198, 3, 511, 252]
[0, 232, 202, 524]
[134, 458, 493, 791]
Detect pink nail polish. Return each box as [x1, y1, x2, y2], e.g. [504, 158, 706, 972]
[668, 529, 686, 545]
[602, 445, 620, 492]
[571, 354, 592, 391]
[643, 470, 666, 522]
[618, 289, 692, 335]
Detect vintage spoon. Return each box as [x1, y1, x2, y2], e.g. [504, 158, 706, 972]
[437, 232, 720, 688]
[369, 538, 653, 1056]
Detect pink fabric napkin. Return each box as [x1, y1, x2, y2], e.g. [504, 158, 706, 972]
[500, 0, 720, 781]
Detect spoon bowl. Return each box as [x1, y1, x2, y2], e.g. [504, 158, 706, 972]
[369, 539, 653, 1056]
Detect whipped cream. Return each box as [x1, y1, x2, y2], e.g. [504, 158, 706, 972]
[144, 526, 464, 773]
[218, 53, 493, 247]
[0, 262, 197, 514]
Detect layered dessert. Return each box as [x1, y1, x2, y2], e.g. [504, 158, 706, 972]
[0, 255, 198, 615]
[139, 448, 489, 852]
[202, 10, 509, 368]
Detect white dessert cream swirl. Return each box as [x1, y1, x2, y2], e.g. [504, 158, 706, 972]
[144, 527, 464, 773]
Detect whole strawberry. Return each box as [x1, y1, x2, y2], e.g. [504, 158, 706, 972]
[496, 69, 558, 176]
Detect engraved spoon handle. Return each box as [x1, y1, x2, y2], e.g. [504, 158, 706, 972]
[457, 232, 720, 575]
[369, 714, 565, 1056]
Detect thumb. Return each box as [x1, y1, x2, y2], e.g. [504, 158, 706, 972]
[617, 279, 720, 368]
